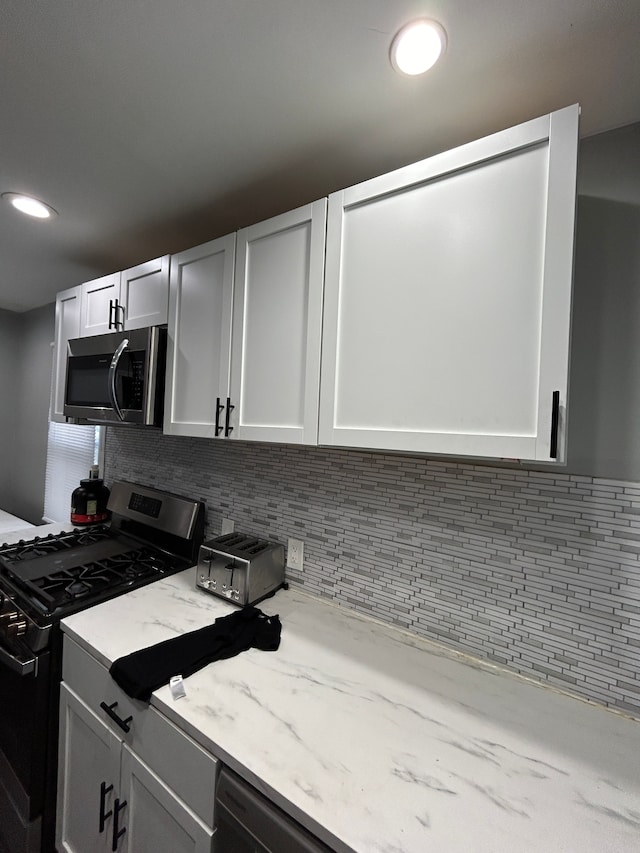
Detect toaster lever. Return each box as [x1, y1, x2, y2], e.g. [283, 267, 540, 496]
[225, 561, 235, 589]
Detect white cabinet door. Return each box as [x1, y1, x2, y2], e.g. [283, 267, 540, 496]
[120, 747, 214, 853]
[79, 272, 121, 337]
[120, 256, 170, 330]
[164, 235, 236, 437]
[56, 684, 121, 853]
[230, 201, 326, 444]
[320, 105, 579, 462]
[50, 286, 81, 422]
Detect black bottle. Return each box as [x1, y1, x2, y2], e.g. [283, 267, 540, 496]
[70, 465, 111, 526]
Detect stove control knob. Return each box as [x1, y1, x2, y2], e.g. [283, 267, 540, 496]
[6, 618, 27, 637]
[0, 610, 20, 624]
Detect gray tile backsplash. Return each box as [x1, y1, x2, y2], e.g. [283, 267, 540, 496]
[106, 431, 640, 717]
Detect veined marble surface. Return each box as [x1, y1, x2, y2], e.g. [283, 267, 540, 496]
[62, 568, 640, 853]
[0, 521, 71, 542]
[0, 511, 35, 537]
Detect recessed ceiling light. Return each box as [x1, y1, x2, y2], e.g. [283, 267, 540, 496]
[2, 192, 58, 219]
[390, 19, 447, 76]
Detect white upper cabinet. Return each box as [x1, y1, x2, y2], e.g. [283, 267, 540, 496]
[319, 105, 580, 462]
[119, 255, 170, 330]
[163, 235, 236, 437]
[50, 286, 82, 423]
[79, 257, 169, 337]
[79, 272, 121, 337]
[229, 201, 327, 444]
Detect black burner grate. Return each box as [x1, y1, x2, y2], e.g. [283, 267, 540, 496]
[0, 528, 187, 621]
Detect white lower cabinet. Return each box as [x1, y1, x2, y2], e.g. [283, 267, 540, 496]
[56, 637, 216, 853]
[57, 684, 120, 853]
[118, 746, 213, 853]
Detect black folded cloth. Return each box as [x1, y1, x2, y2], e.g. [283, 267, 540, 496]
[109, 606, 282, 702]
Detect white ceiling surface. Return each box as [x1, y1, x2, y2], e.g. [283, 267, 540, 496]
[2, 0, 639, 313]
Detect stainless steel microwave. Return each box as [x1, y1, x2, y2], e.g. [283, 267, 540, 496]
[64, 326, 167, 426]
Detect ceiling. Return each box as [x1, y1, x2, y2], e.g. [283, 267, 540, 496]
[2, 0, 640, 314]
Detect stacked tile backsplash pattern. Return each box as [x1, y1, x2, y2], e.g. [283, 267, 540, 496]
[106, 431, 640, 717]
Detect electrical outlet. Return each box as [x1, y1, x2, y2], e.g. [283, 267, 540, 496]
[221, 518, 235, 534]
[287, 538, 304, 571]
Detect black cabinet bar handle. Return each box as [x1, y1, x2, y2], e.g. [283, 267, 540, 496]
[99, 701, 133, 733]
[224, 397, 235, 437]
[215, 397, 224, 436]
[550, 390, 560, 459]
[116, 300, 125, 329]
[108, 299, 115, 330]
[99, 781, 113, 833]
[112, 798, 127, 851]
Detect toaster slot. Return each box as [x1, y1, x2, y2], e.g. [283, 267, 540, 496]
[216, 533, 245, 548]
[245, 542, 268, 556]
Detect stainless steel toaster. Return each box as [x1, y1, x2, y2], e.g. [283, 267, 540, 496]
[195, 533, 286, 606]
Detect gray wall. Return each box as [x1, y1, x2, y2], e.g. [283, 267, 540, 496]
[0, 303, 54, 522]
[565, 121, 640, 479]
[0, 310, 20, 510]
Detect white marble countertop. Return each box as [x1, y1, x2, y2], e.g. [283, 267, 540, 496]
[0, 521, 68, 542]
[0, 513, 36, 539]
[61, 568, 640, 853]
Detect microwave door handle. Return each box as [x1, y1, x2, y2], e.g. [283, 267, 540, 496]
[108, 338, 129, 422]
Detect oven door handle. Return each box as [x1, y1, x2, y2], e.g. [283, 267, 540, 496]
[108, 338, 129, 422]
[0, 643, 37, 676]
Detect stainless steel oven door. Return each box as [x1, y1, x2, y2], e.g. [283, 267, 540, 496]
[0, 638, 52, 853]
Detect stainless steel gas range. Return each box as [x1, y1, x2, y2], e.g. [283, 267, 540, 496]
[0, 482, 205, 853]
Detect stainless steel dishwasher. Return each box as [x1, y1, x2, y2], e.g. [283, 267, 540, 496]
[214, 766, 334, 852]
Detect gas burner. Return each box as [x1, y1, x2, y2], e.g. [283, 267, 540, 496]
[23, 546, 176, 614]
[12, 543, 62, 561]
[65, 579, 94, 598]
[74, 527, 111, 546]
[0, 525, 113, 567]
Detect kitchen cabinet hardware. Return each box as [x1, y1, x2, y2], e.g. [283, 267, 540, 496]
[215, 397, 225, 436]
[112, 797, 127, 851]
[100, 700, 133, 733]
[108, 299, 125, 331]
[550, 390, 560, 459]
[99, 780, 113, 833]
[224, 397, 235, 436]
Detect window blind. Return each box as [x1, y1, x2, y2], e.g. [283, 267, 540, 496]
[43, 421, 101, 523]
